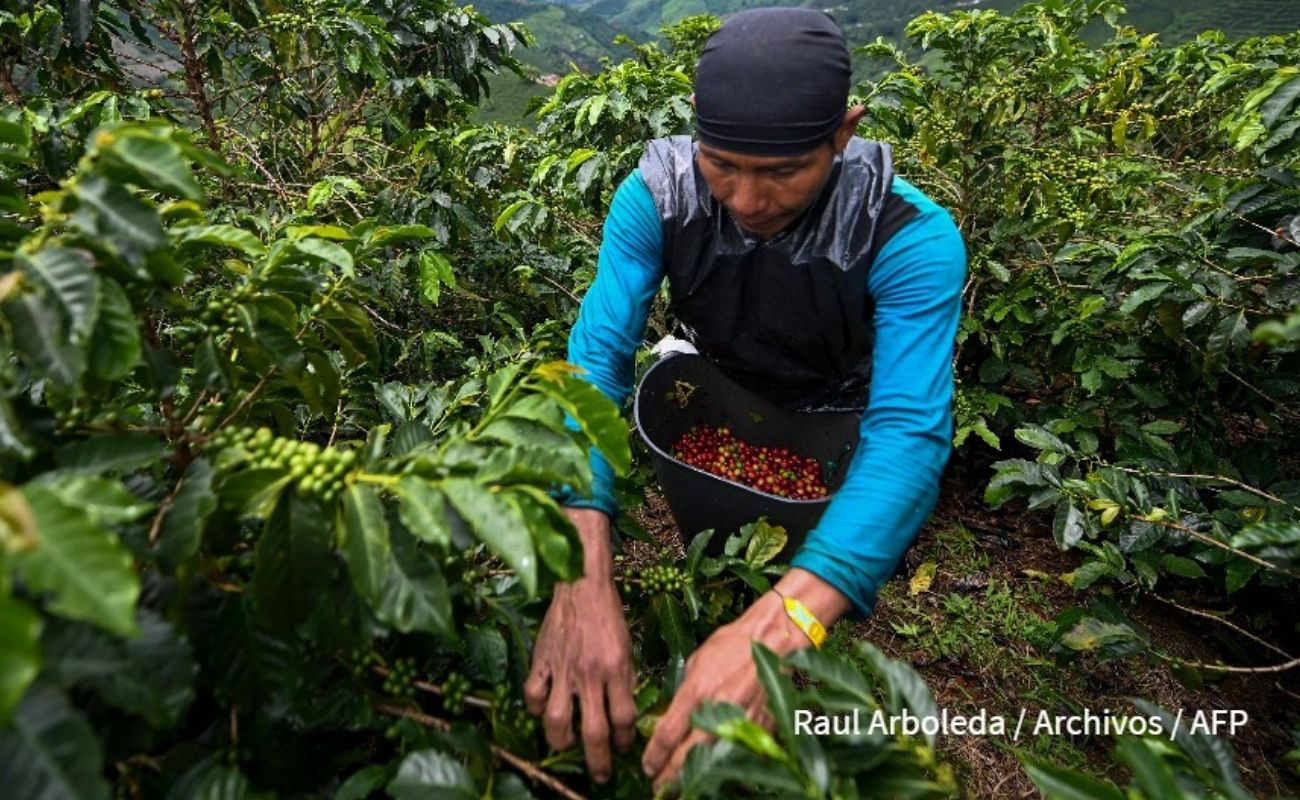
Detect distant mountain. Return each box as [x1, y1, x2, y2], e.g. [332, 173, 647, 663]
[475, 0, 1300, 123]
[487, 0, 1300, 71]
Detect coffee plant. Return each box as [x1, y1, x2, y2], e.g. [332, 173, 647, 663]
[856, 0, 1299, 674]
[2, 0, 1297, 795]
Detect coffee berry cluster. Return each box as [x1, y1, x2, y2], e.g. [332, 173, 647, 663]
[210, 426, 357, 502]
[638, 563, 688, 594]
[491, 684, 538, 737]
[382, 657, 420, 700]
[441, 671, 471, 715]
[672, 425, 829, 500]
[345, 647, 379, 679]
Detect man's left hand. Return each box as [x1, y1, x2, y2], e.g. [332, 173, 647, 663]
[642, 569, 853, 792]
[639, 590, 794, 791]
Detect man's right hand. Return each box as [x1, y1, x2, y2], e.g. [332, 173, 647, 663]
[523, 508, 637, 783]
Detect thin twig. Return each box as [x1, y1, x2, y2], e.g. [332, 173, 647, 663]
[359, 301, 409, 334]
[327, 397, 344, 449]
[1166, 656, 1300, 675]
[1147, 593, 1294, 660]
[369, 664, 492, 710]
[375, 704, 589, 800]
[1111, 466, 1300, 514]
[1150, 518, 1300, 580]
[147, 478, 184, 546]
[217, 368, 278, 430]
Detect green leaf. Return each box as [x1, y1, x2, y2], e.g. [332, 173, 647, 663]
[12, 485, 139, 637]
[1057, 617, 1141, 653]
[685, 529, 715, 575]
[73, 174, 166, 249]
[1224, 558, 1258, 594]
[651, 593, 694, 658]
[0, 684, 110, 800]
[1140, 420, 1182, 435]
[18, 247, 99, 341]
[1161, 554, 1207, 579]
[508, 486, 582, 581]
[751, 644, 797, 748]
[109, 133, 202, 201]
[176, 225, 266, 257]
[1052, 503, 1085, 549]
[190, 766, 254, 800]
[1260, 74, 1300, 128]
[374, 526, 453, 637]
[1015, 424, 1072, 454]
[1119, 282, 1169, 314]
[744, 519, 787, 568]
[466, 627, 508, 684]
[0, 595, 41, 722]
[418, 250, 455, 306]
[253, 492, 335, 631]
[1208, 311, 1249, 355]
[530, 362, 632, 475]
[1231, 521, 1300, 550]
[443, 477, 537, 595]
[64, 0, 97, 45]
[1020, 755, 1124, 800]
[43, 611, 196, 729]
[157, 458, 217, 572]
[367, 224, 437, 248]
[387, 749, 476, 800]
[294, 237, 355, 278]
[89, 278, 140, 380]
[1115, 737, 1181, 800]
[1130, 700, 1250, 799]
[30, 474, 150, 527]
[55, 432, 166, 474]
[336, 766, 390, 800]
[340, 484, 391, 602]
[4, 294, 86, 390]
[713, 716, 786, 761]
[857, 642, 940, 748]
[394, 478, 451, 548]
[0, 396, 34, 461]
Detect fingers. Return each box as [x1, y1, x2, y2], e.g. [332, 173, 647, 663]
[523, 661, 550, 716]
[643, 688, 694, 777]
[542, 675, 575, 751]
[579, 683, 613, 783]
[653, 728, 710, 794]
[607, 673, 638, 752]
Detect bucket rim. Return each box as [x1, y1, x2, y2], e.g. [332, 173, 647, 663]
[633, 354, 836, 507]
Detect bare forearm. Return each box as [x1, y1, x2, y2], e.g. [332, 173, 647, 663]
[565, 507, 614, 584]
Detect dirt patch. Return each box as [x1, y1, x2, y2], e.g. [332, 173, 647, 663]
[625, 475, 1300, 798]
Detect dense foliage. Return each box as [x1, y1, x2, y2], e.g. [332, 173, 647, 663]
[0, 0, 1296, 797]
[857, 0, 1300, 666]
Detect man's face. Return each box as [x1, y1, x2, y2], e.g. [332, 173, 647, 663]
[696, 140, 838, 239]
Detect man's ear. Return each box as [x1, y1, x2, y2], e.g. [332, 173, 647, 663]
[833, 105, 867, 152]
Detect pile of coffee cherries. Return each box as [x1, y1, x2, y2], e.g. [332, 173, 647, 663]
[670, 425, 829, 500]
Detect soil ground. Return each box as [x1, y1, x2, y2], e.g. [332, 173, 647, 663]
[626, 473, 1300, 799]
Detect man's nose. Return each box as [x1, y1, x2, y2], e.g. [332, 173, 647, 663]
[728, 176, 768, 217]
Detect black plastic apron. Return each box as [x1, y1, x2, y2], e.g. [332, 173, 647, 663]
[638, 136, 915, 410]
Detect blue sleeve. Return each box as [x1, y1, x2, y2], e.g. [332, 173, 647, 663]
[558, 170, 664, 516]
[790, 177, 966, 617]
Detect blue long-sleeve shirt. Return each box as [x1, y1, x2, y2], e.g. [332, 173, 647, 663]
[564, 169, 965, 616]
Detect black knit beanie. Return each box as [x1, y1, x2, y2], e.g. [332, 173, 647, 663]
[694, 8, 852, 156]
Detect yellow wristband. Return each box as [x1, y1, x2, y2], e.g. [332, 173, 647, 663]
[776, 592, 827, 648]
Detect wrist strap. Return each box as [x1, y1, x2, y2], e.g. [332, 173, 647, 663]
[774, 590, 827, 648]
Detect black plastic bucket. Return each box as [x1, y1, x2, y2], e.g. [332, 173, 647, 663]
[633, 354, 860, 558]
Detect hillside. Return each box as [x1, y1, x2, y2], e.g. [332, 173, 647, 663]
[475, 0, 1300, 124]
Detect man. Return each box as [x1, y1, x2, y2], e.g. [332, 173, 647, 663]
[523, 7, 966, 791]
